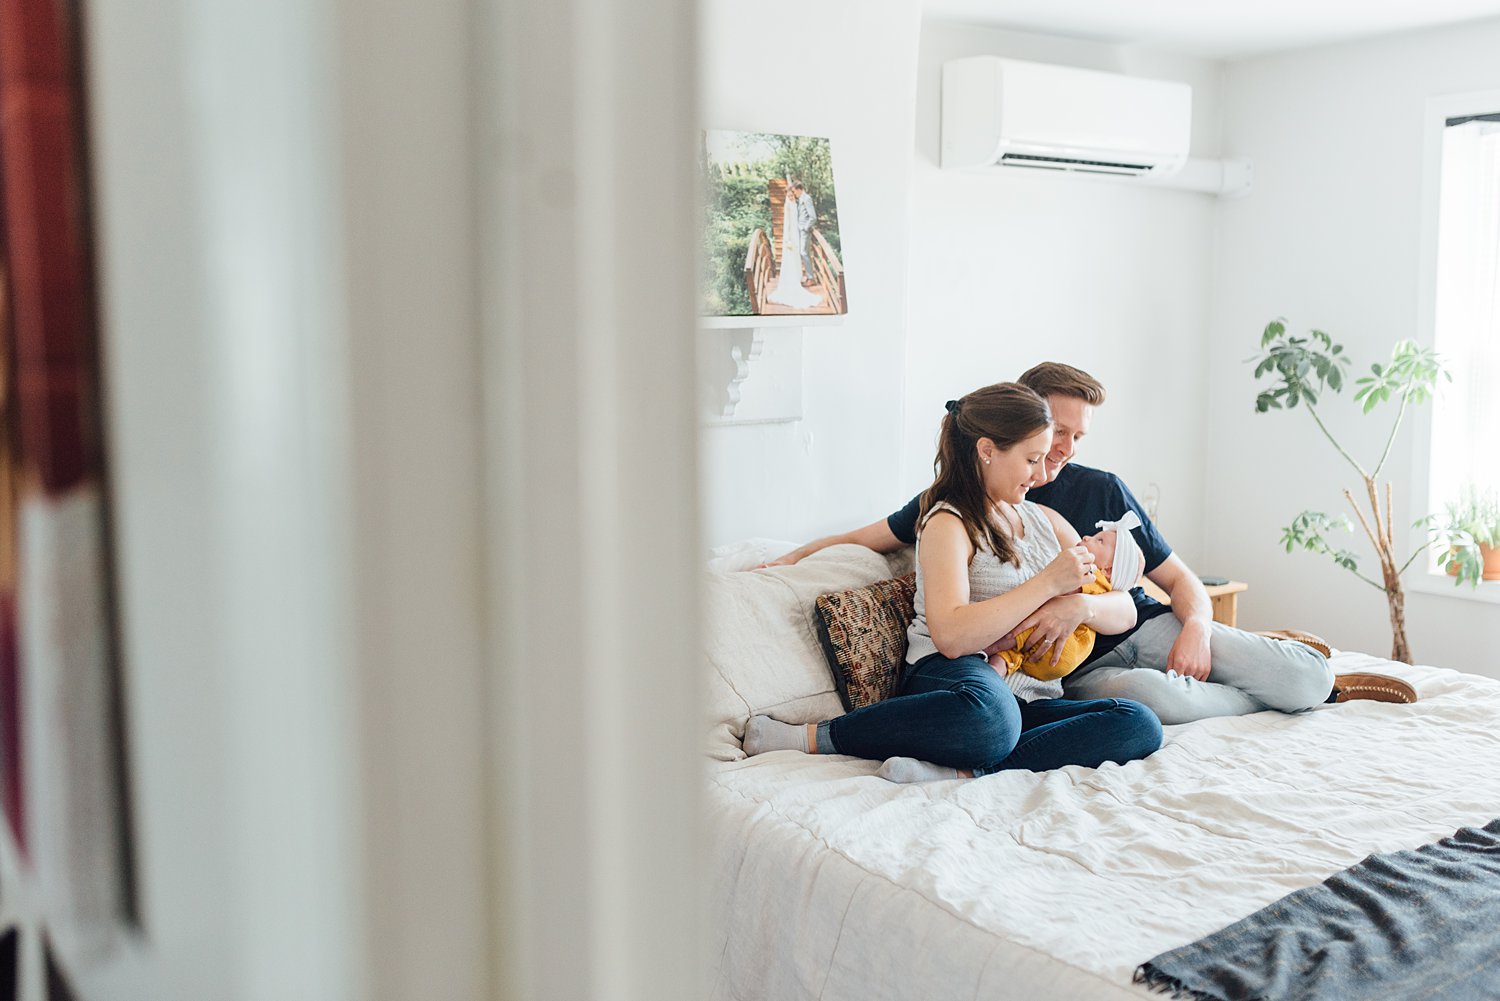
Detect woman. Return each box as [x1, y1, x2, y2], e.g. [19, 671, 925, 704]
[742, 383, 1162, 781]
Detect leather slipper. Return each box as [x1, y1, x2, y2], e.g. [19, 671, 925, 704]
[1332, 672, 1418, 704]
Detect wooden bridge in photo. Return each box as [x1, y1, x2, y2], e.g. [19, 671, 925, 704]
[743, 179, 847, 316]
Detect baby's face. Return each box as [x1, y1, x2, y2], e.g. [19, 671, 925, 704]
[1081, 530, 1116, 572]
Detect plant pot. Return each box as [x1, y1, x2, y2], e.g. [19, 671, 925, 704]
[1484, 543, 1500, 582]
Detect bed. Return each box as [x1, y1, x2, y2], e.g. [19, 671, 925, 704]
[703, 545, 1500, 1000]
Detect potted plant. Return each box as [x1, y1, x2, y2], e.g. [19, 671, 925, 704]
[1249, 320, 1451, 664]
[1438, 486, 1500, 585]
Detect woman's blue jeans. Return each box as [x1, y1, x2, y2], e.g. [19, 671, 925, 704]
[823, 653, 1162, 775]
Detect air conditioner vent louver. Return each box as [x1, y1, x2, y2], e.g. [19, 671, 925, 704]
[998, 153, 1153, 174]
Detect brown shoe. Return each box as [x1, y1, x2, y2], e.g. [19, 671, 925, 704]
[1332, 673, 1417, 704]
[1255, 628, 1332, 658]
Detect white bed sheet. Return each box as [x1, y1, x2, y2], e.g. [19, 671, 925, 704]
[707, 653, 1500, 1001]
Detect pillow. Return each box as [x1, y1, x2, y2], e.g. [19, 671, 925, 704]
[813, 573, 917, 711]
[702, 544, 902, 761]
[705, 537, 799, 574]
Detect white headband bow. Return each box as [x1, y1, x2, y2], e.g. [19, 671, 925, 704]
[1095, 511, 1144, 591]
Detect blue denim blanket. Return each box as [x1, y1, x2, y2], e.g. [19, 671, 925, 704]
[1135, 818, 1500, 1001]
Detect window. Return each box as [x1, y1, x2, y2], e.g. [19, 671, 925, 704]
[1422, 100, 1500, 578]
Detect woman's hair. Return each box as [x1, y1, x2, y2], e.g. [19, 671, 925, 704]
[919, 383, 1051, 566]
[1016, 362, 1106, 405]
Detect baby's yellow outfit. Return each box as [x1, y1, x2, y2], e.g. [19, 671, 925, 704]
[993, 568, 1113, 682]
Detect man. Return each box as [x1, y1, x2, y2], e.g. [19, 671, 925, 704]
[768, 362, 1411, 722]
[791, 180, 817, 286]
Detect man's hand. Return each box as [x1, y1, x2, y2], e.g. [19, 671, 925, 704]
[1166, 618, 1212, 681]
[1145, 555, 1215, 681]
[1013, 594, 1088, 667]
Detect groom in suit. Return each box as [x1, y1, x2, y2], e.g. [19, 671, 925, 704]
[790, 180, 817, 286]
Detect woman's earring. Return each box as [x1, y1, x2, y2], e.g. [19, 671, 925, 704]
[984, 458, 990, 465]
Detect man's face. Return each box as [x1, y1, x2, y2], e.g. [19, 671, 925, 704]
[1041, 394, 1094, 483]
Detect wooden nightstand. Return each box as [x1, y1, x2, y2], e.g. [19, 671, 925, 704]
[1140, 579, 1248, 627]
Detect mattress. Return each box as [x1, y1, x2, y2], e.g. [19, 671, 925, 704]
[706, 653, 1500, 1001]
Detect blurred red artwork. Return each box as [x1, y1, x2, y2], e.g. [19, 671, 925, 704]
[0, 0, 137, 957]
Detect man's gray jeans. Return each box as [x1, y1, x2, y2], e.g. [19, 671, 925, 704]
[1062, 615, 1336, 725]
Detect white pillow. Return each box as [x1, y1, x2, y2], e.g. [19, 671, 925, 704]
[705, 538, 799, 574]
[702, 544, 908, 761]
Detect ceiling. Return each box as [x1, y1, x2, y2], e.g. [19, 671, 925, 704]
[921, 0, 1500, 60]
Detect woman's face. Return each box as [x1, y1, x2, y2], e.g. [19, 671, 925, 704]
[981, 425, 1052, 505]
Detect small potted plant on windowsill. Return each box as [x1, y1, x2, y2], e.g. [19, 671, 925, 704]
[1438, 487, 1500, 585]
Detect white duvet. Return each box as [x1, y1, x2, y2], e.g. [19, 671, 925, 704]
[706, 653, 1500, 1000]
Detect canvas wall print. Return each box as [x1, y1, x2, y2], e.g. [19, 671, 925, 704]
[701, 131, 848, 318]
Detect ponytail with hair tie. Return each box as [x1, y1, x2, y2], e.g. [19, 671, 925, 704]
[920, 382, 1051, 567]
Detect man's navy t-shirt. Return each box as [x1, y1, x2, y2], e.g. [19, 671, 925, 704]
[886, 463, 1174, 666]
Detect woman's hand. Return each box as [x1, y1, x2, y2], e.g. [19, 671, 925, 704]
[1040, 544, 1096, 597]
[1012, 594, 1085, 666]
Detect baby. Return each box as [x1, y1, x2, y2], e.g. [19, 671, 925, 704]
[985, 511, 1146, 682]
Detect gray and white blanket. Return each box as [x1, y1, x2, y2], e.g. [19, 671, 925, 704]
[1137, 818, 1500, 1001]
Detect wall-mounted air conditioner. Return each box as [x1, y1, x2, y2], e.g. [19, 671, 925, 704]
[941, 57, 1250, 196]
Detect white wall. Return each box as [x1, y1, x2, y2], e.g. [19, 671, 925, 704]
[698, 0, 922, 547]
[1205, 17, 1500, 672]
[699, 12, 1230, 559]
[903, 23, 1226, 562]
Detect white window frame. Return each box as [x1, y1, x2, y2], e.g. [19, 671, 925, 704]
[1408, 88, 1500, 604]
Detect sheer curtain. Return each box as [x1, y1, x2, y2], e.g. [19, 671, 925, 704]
[1429, 117, 1500, 515]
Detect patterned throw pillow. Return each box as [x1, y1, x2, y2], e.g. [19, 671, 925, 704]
[813, 573, 917, 711]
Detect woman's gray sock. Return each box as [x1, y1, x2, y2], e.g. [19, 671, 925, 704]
[742, 715, 808, 755]
[878, 757, 961, 783]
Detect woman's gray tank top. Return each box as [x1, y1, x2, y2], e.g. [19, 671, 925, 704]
[905, 499, 1064, 702]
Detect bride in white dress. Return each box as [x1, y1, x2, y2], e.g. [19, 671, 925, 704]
[766, 179, 820, 309]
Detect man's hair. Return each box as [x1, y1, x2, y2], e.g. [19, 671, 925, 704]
[1017, 362, 1106, 405]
